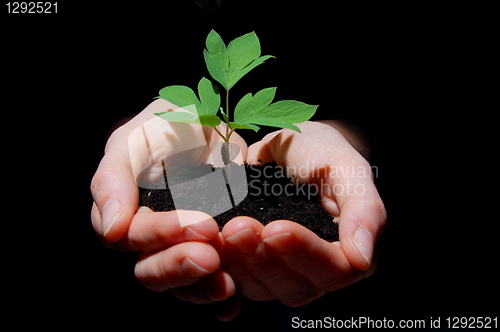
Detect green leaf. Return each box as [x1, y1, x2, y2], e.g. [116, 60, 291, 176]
[154, 112, 221, 128]
[197, 77, 220, 115]
[158, 85, 200, 113]
[233, 93, 252, 119]
[203, 30, 273, 90]
[228, 122, 260, 132]
[198, 114, 221, 127]
[240, 118, 301, 132]
[234, 87, 276, 122]
[234, 88, 316, 132]
[203, 30, 229, 90]
[231, 55, 274, 88]
[227, 32, 261, 74]
[155, 111, 199, 123]
[158, 78, 220, 117]
[235, 97, 317, 132]
[254, 100, 317, 123]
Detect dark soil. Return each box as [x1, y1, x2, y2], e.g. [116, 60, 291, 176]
[140, 162, 339, 242]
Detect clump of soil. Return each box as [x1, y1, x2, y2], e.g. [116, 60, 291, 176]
[140, 162, 339, 242]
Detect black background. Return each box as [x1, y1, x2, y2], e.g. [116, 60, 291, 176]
[2, 1, 496, 330]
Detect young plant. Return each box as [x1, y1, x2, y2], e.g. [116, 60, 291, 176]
[155, 30, 317, 163]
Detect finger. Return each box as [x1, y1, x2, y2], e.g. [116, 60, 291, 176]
[170, 269, 236, 304]
[246, 130, 282, 165]
[211, 230, 275, 302]
[221, 258, 274, 302]
[91, 145, 139, 243]
[223, 217, 323, 307]
[90, 100, 164, 243]
[262, 220, 372, 292]
[324, 154, 387, 271]
[122, 208, 220, 254]
[211, 293, 241, 322]
[134, 242, 220, 293]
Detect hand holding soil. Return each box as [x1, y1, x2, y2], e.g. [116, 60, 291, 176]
[90, 100, 386, 321]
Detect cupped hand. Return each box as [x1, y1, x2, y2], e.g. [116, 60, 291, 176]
[218, 121, 386, 307]
[91, 99, 247, 243]
[90, 99, 247, 309]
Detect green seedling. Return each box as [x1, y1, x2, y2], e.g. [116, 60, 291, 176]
[155, 30, 317, 163]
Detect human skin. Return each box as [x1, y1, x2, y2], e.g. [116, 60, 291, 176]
[90, 99, 386, 321]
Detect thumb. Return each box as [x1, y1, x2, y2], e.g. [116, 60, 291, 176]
[91, 130, 139, 243]
[246, 130, 282, 165]
[90, 98, 209, 243]
[322, 155, 386, 271]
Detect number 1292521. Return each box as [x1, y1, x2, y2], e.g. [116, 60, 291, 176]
[6, 2, 57, 14]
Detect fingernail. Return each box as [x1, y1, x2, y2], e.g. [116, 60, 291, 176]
[225, 228, 260, 254]
[181, 258, 210, 279]
[101, 199, 122, 236]
[353, 228, 374, 266]
[263, 233, 297, 254]
[184, 227, 211, 242]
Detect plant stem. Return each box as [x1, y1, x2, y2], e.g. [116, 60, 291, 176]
[223, 88, 232, 184]
[225, 89, 230, 139]
[226, 127, 235, 141]
[214, 87, 231, 168]
[213, 126, 226, 141]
